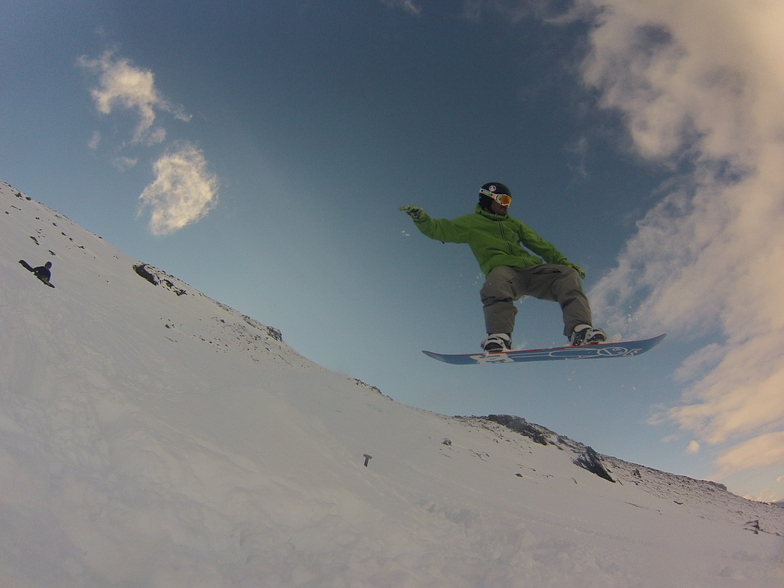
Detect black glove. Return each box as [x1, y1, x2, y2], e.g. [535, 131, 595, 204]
[399, 205, 424, 220]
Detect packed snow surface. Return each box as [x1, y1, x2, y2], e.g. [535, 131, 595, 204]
[1, 180, 782, 586]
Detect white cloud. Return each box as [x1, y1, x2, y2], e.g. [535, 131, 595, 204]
[78, 50, 190, 144]
[139, 144, 218, 235]
[686, 440, 700, 454]
[557, 1, 784, 490]
[78, 50, 217, 233]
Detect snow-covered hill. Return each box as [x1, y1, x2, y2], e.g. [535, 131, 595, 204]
[1, 180, 782, 587]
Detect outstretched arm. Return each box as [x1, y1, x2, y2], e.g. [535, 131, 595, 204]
[399, 206, 472, 244]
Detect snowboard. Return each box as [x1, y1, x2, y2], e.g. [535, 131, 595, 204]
[19, 260, 55, 288]
[423, 334, 665, 365]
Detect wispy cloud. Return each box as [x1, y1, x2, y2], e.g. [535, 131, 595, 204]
[88, 131, 101, 150]
[461, 0, 581, 23]
[78, 49, 190, 145]
[566, 136, 590, 180]
[380, 0, 422, 17]
[139, 143, 218, 236]
[714, 433, 784, 477]
[560, 1, 784, 495]
[111, 156, 138, 172]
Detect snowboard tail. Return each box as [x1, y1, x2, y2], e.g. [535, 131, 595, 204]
[423, 334, 665, 365]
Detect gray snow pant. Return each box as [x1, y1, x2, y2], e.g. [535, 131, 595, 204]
[480, 264, 592, 338]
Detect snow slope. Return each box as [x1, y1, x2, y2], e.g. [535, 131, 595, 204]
[1, 180, 782, 587]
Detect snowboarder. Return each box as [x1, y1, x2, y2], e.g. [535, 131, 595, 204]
[400, 182, 606, 352]
[19, 260, 54, 287]
[32, 261, 52, 282]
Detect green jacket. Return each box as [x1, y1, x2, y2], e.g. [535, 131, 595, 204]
[413, 205, 571, 276]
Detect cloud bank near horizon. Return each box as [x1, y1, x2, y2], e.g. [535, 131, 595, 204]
[556, 0, 784, 498]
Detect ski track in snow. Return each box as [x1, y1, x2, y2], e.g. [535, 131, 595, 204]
[1, 180, 783, 587]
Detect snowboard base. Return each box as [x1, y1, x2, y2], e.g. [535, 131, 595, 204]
[423, 334, 665, 365]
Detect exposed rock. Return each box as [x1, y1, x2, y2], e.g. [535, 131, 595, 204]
[484, 414, 553, 446]
[133, 263, 159, 286]
[573, 446, 615, 483]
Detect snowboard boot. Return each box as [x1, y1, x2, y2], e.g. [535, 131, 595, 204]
[481, 333, 512, 353]
[569, 324, 607, 346]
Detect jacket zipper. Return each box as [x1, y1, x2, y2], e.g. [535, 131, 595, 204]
[498, 218, 514, 254]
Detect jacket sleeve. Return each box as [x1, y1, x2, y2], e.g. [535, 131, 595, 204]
[413, 213, 473, 243]
[517, 222, 571, 266]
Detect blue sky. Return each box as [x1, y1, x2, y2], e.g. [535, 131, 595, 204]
[2, 0, 783, 502]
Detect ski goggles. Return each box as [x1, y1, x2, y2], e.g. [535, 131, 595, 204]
[479, 188, 512, 207]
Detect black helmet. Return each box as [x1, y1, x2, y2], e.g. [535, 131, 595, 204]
[478, 182, 511, 209]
